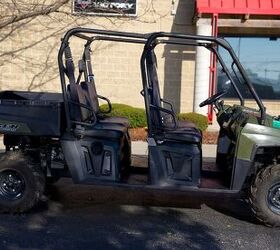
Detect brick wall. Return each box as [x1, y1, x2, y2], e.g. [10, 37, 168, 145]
[2, 1, 279, 118]
[0, 0, 197, 113]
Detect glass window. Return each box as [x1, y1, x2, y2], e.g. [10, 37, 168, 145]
[217, 37, 280, 100]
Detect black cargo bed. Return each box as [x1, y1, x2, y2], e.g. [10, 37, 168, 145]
[0, 91, 64, 137]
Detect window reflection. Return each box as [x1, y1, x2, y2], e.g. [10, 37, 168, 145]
[217, 37, 280, 99]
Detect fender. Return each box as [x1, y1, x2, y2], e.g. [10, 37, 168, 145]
[232, 123, 280, 190]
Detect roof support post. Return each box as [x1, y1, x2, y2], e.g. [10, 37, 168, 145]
[208, 13, 218, 124]
[193, 19, 212, 116]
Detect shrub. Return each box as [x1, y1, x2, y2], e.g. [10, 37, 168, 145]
[99, 103, 147, 128]
[100, 104, 208, 131]
[177, 112, 208, 131]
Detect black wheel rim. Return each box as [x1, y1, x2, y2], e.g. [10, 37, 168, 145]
[0, 170, 25, 201]
[267, 183, 280, 215]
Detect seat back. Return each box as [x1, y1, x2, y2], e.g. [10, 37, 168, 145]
[82, 44, 100, 113]
[146, 50, 176, 131]
[146, 50, 162, 108]
[68, 83, 92, 122]
[146, 50, 163, 129]
[64, 45, 92, 123]
[80, 81, 99, 114]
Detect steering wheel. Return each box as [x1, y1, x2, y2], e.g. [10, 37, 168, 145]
[199, 91, 226, 107]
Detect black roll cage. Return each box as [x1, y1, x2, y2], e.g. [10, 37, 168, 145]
[140, 32, 266, 136]
[58, 28, 149, 131]
[58, 27, 266, 133]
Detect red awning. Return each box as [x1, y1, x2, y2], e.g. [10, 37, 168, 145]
[196, 0, 280, 15]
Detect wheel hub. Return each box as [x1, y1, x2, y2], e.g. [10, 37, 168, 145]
[0, 170, 25, 200]
[267, 183, 280, 215]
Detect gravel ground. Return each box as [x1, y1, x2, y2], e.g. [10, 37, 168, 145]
[0, 178, 279, 250]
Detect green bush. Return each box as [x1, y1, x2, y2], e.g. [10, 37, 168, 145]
[99, 103, 147, 128]
[177, 112, 208, 131]
[100, 104, 208, 131]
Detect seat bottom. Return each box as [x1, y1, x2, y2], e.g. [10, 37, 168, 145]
[162, 120, 202, 135]
[164, 130, 202, 144]
[177, 120, 197, 129]
[153, 120, 202, 144]
[74, 123, 127, 139]
[98, 116, 130, 127]
[154, 126, 202, 144]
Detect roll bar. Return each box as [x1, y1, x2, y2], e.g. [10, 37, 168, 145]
[58, 28, 266, 132]
[58, 28, 149, 131]
[140, 32, 266, 135]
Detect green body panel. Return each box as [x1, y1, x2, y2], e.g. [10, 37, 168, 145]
[237, 123, 280, 161]
[217, 104, 280, 162]
[215, 103, 280, 190]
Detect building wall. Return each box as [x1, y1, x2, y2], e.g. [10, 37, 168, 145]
[1, 1, 280, 120]
[0, 0, 197, 113]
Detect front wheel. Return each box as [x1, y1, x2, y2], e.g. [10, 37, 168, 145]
[0, 151, 45, 213]
[249, 164, 280, 227]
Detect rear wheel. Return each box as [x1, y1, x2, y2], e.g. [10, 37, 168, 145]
[249, 164, 280, 227]
[0, 151, 45, 213]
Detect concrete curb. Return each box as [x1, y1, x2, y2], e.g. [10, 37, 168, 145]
[0, 140, 216, 158]
[132, 141, 217, 158]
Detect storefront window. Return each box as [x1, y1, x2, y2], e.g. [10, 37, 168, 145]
[217, 37, 280, 99]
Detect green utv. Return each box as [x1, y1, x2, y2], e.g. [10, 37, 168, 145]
[0, 28, 279, 227]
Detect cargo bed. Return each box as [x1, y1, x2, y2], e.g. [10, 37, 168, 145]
[0, 91, 64, 136]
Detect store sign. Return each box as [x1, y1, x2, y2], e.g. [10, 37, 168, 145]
[73, 0, 137, 16]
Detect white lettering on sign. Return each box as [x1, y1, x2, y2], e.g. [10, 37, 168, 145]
[92, 2, 134, 10]
[78, 0, 91, 4]
[74, 0, 137, 15]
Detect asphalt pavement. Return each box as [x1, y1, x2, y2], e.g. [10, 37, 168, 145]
[0, 142, 279, 249]
[0, 179, 279, 250]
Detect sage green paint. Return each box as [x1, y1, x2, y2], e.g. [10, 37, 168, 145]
[236, 123, 280, 161]
[216, 104, 280, 162]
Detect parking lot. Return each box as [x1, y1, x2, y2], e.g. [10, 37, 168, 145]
[0, 178, 279, 250]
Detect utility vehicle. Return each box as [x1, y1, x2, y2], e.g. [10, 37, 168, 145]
[0, 28, 280, 227]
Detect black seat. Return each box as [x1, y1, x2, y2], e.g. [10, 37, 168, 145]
[79, 44, 130, 128]
[163, 130, 201, 144]
[74, 123, 127, 139]
[77, 46, 131, 167]
[63, 47, 127, 139]
[67, 81, 127, 137]
[80, 81, 129, 127]
[146, 50, 202, 143]
[63, 45, 131, 182]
